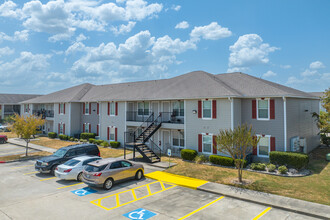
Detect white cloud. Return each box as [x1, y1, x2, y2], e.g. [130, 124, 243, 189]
[286, 72, 330, 92]
[190, 22, 232, 41]
[0, 0, 22, 18]
[262, 70, 277, 78]
[76, 33, 87, 42]
[0, 30, 29, 42]
[171, 5, 181, 11]
[228, 34, 279, 72]
[0, 47, 15, 57]
[175, 21, 189, 29]
[309, 61, 325, 69]
[111, 21, 136, 35]
[280, 64, 291, 69]
[301, 69, 318, 77]
[65, 42, 87, 55]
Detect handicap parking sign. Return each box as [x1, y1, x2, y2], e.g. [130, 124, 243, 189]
[71, 187, 97, 196]
[123, 208, 157, 220]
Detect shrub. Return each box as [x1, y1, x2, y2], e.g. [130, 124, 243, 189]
[194, 155, 209, 164]
[101, 141, 109, 147]
[80, 133, 96, 140]
[250, 163, 266, 171]
[74, 138, 78, 142]
[89, 138, 95, 144]
[48, 132, 57, 139]
[209, 155, 234, 167]
[110, 141, 120, 148]
[278, 165, 288, 174]
[321, 134, 330, 147]
[59, 134, 69, 140]
[95, 140, 103, 145]
[69, 137, 74, 141]
[234, 159, 247, 168]
[269, 151, 309, 169]
[181, 149, 198, 161]
[79, 139, 87, 143]
[267, 164, 276, 172]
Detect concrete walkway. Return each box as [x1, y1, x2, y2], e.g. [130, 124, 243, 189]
[145, 171, 330, 219]
[7, 138, 57, 153]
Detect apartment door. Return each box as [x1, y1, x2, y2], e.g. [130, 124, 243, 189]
[162, 102, 170, 122]
[151, 102, 158, 116]
[127, 102, 134, 121]
[162, 130, 171, 151]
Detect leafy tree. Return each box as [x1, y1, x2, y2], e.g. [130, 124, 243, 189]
[9, 114, 45, 156]
[214, 124, 259, 183]
[312, 88, 330, 133]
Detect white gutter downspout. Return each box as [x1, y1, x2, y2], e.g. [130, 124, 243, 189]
[228, 97, 234, 130]
[283, 97, 287, 152]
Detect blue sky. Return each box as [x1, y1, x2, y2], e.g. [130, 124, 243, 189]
[0, 0, 329, 94]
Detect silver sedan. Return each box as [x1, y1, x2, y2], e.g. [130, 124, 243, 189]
[82, 158, 144, 190]
[55, 156, 101, 181]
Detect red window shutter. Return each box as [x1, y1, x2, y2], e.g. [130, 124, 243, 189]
[58, 104, 60, 114]
[270, 137, 276, 151]
[63, 123, 65, 134]
[96, 124, 99, 136]
[64, 103, 66, 114]
[270, 99, 275, 119]
[253, 136, 257, 155]
[89, 124, 91, 133]
[58, 123, 60, 134]
[83, 103, 85, 114]
[89, 103, 91, 115]
[252, 100, 256, 119]
[97, 103, 99, 115]
[107, 127, 110, 140]
[198, 134, 202, 152]
[115, 102, 118, 116]
[198, 100, 202, 118]
[213, 136, 217, 154]
[108, 102, 110, 115]
[83, 124, 85, 132]
[212, 100, 217, 119]
[115, 127, 118, 141]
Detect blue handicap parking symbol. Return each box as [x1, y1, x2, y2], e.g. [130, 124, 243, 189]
[71, 187, 97, 196]
[123, 208, 157, 220]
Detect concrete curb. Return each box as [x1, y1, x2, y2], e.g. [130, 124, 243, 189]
[0, 156, 43, 164]
[197, 182, 330, 220]
[7, 139, 56, 153]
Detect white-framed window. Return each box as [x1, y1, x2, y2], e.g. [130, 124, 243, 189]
[202, 134, 212, 153]
[109, 127, 115, 141]
[59, 103, 64, 114]
[84, 123, 90, 133]
[110, 102, 115, 116]
[24, 104, 29, 113]
[59, 123, 64, 134]
[172, 130, 184, 147]
[257, 135, 270, 157]
[202, 100, 212, 119]
[172, 101, 184, 116]
[257, 98, 269, 120]
[138, 102, 149, 116]
[85, 102, 89, 115]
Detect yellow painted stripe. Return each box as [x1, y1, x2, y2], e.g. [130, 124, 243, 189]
[11, 165, 34, 169]
[253, 207, 272, 220]
[40, 177, 57, 181]
[24, 171, 39, 175]
[178, 196, 224, 220]
[145, 171, 208, 189]
[116, 194, 120, 206]
[57, 182, 83, 189]
[131, 189, 137, 200]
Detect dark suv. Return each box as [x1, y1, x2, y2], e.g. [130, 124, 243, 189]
[35, 144, 100, 175]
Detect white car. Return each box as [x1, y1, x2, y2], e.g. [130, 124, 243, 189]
[0, 124, 8, 131]
[55, 156, 101, 181]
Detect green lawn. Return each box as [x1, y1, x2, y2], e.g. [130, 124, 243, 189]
[165, 147, 330, 205]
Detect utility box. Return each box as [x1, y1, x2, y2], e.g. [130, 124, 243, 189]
[290, 136, 300, 152]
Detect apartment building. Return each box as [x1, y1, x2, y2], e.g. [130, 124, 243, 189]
[21, 71, 320, 161]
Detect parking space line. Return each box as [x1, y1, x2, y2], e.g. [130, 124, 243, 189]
[252, 207, 272, 220]
[178, 196, 224, 220]
[40, 177, 57, 181]
[24, 171, 39, 175]
[90, 181, 176, 211]
[57, 182, 84, 189]
[11, 165, 34, 169]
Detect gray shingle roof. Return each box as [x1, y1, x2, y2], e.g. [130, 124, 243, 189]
[21, 83, 93, 104]
[21, 71, 318, 104]
[0, 94, 41, 104]
[309, 92, 324, 98]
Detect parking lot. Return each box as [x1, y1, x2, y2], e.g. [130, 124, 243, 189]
[0, 159, 320, 220]
[0, 143, 39, 157]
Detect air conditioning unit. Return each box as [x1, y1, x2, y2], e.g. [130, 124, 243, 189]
[290, 136, 300, 152]
[299, 138, 306, 153]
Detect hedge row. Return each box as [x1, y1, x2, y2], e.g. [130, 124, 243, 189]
[269, 151, 309, 169]
[80, 133, 96, 140]
[48, 132, 57, 139]
[181, 149, 198, 161]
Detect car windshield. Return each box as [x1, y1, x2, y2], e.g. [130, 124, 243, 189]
[63, 159, 80, 166]
[53, 148, 67, 157]
[85, 164, 107, 172]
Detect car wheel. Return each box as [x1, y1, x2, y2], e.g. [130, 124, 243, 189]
[50, 165, 57, 176]
[77, 172, 83, 182]
[103, 178, 114, 190]
[135, 170, 143, 180]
